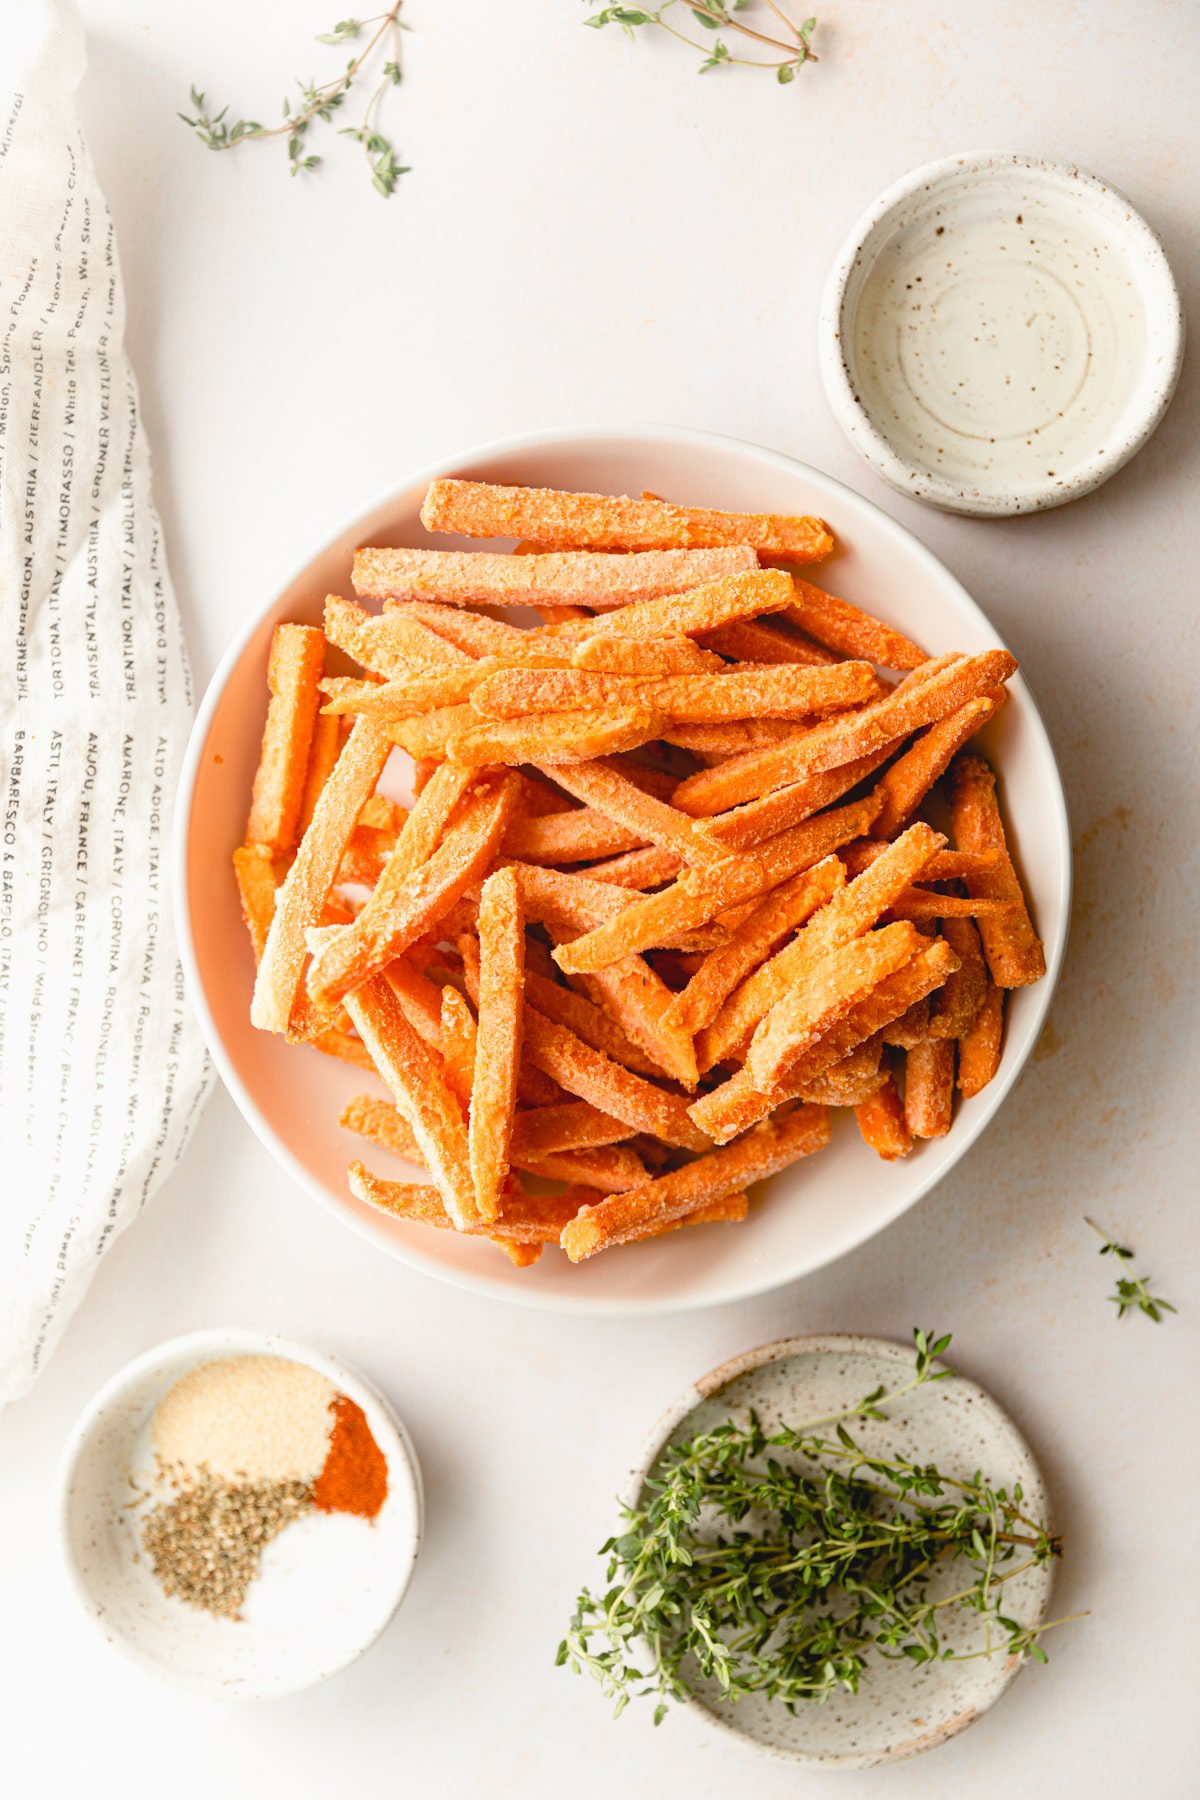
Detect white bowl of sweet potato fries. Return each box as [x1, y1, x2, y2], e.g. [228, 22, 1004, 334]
[175, 426, 1069, 1312]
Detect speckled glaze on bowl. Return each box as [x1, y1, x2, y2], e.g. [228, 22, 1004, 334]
[819, 153, 1184, 516]
[57, 1328, 423, 1700]
[629, 1334, 1054, 1767]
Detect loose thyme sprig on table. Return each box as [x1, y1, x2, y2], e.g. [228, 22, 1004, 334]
[179, 8, 410, 196]
[584, 3, 817, 82]
[558, 1329, 1078, 1722]
[1085, 1218, 1177, 1323]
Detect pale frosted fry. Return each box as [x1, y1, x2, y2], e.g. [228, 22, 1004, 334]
[928, 916, 988, 1040]
[947, 753, 1046, 988]
[784, 574, 927, 669]
[322, 666, 481, 715]
[700, 617, 839, 667]
[252, 715, 392, 1034]
[554, 794, 883, 977]
[306, 776, 516, 1011]
[470, 867, 526, 1222]
[471, 661, 880, 725]
[696, 747, 899, 850]
[672, 651, 1017, 817]
[502, 806, 643, 866]
[957, 980, 1006, 1096]
[904, 1038, 956, 1139]
[535, 758, 728, 869]
[691, 939, 959, 1142]
[571, 634, 723, 674]
[882, 998, 931, 1050]
[246, 623, 326, 853]
[420, 478, 834, 560]
[537, 569, 795, 643]
[342, 977, 479, 1227]
[440, 985, 477, 1112]
[584, 845, 684, 889]
[521, 1007, 711, 1150]
[233, 843, 278, 963]
[324, 594, 476, 676]
[298, 708, 344, 836]
[560, 1104, 829, 1262]
[663, 858, 845, 1036]
[696, 824, 945, 1072]
[855, 1063, 913, 1160]
[447, 709, 664, 768]
[746, 922, 924, 1090]
[797, 1038, 887, 1106]
[509, 1101, 632, 1157]
[870, 695, 1000, 839]
[354, 544, 759, 606]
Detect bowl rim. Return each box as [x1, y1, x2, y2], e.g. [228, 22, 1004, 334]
[56, 1325, 424, 1700]
[624, 1330, 1053, 1767]
[818, 149, 1186, 517]
[172, 420, 1072, 1316]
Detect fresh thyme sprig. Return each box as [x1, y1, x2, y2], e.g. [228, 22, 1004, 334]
[179, 8, 410, 196]
[558, 1329, 1077, 1723]
[1085, 1219, 1177, 1323]
[584, 2, 817, 82]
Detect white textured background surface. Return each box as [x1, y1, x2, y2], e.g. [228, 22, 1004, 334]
[4, 2, 1198, 1794]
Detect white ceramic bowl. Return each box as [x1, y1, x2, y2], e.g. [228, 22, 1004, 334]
[626, 1334, 1054, 1766]
[58, 1328, 423, 1699]
[174, 424, 1070, 1315]
[819, 152, 1184, 515]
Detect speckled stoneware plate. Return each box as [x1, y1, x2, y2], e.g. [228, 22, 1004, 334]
[629, 1334, 1053, 1767]
[57, 1327, 423, 1700]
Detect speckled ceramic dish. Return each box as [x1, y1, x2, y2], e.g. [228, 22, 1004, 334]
[57, 1328, 423, 1699]
[629, 1334, 1053, 1766]
[820, 153, 1183, 515]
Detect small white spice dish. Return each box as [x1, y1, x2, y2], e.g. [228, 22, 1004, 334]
[819, 153, 1183, 515]
[626, 1334, 1054, 1767]
[57, 1327, 423, 1700]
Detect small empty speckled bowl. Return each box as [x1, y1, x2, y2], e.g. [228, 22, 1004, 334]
[628, 1334, 1053, 1766]
[820, 153, 1184, 515]
[57, 1328, 423, 1699]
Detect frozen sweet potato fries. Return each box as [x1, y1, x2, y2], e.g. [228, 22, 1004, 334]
[236, 475, 1045, 1264]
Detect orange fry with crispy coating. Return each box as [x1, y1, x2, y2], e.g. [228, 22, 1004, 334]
[324, 594, 477, 675]
[521, 1006, 711, 1151]
[855, 1062, 913, 1160]
[471, 661, 880, 725]
[784, 574, 927, 670]
[535, 758, 726, 869]
[354, 544, 759, 607]
[245, 624, 326, 853]
[928, 917, 988, 1040]
[298, 707, 344, 836]
[870, 694, 1001, 839]
[447, 709, 664, 768]
[696, 746, 898, 851]
[571, 634, 722, 674]
[469, 867, 525, 1222]
[509, 1101, 632, 1156]
[947, 753, 1046, 988]
[421, 479, 834, 560]
[957, 980, 1006, 1096]
[904, 1038, 956, 1138]
[585, 845, 684, 890]
[699, 617, 838, 667]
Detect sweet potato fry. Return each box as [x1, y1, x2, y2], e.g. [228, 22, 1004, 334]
[699, 618, 839, 667]
[840, 842, 1000, 883]
[520, 1144, 647, 1193]
[855, 1062, 912, 1160]
[447, 709, 664, 767]
[520, 1006, 711, 1150]
[927, 917, 988, 1040]
[882, 998, 931, 1050]
[324, 594, 477, 676]
[571, 634, 722, 674]
[690, 939, 959, 1142]
[306, 775, 517, 1012]
[661, 720, 798, 759]
[471, 661, 880, 725]
[502, 806, 643, 866]
[341, 976, 479, 1227]
[886, 892, 1016, 922]
[559, 1103, 829, 1261]
[584, 845, 684, 889]
[553, 794, 883, 976]
[946, 753, 1046, 987]
[322, 666, 481, 715]
[233, 843, 279, 963]
[870, 695, 1000, 839]
[348, 1161, 571, 1251]
[385, 705, 479, 758]
[672, 651, 1017, 817]
[745, 922, 924, 1090]
[440, 985, 477, 1113]
[957, 980, 1006, 1096]
[252, 716, 393, 1034]
[469, 867, 525, 1222]
[797, 1037, 887, 1107]
[696, 824, 945, 1072]
[354, 544, 759, 607]
[537, 569, 795, 643]
[904, 1038, 956, 1138]
[298, 708, 344, 836]
[663, 858, 845, 1036]
[381, 598, 548, 662]
[569, 955, 700, 1090]
[695, 746, 898, 851]
[783, 575, 927, 670]
[420, 478, 834, 560]
[509, 1101, 632, 1157]
[245, 623, 326, 853]
[535, 758, 726, 869]
[488, 959, 662, 1081]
